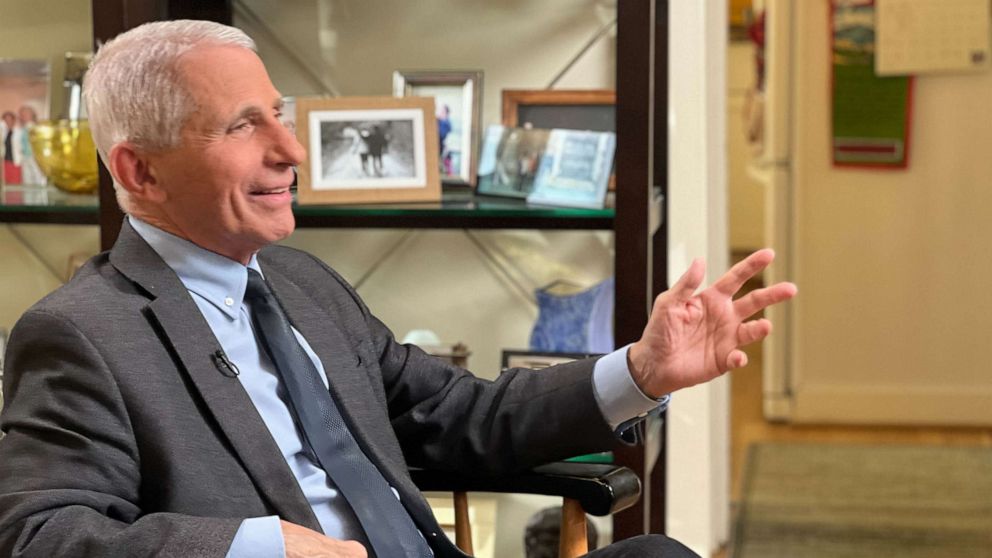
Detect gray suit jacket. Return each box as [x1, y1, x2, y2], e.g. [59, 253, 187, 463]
[0, 222, 620, 557]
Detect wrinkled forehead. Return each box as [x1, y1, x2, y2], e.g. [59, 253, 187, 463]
[175, 44, 278, 113]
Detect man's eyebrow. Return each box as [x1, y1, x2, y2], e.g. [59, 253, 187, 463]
[223, 98, 285, 128]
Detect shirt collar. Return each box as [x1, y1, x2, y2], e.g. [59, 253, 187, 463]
[129, 216, 261, 320]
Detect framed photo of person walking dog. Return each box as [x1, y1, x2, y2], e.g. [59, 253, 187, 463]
[392, 70, 482, 188]
[295, 96, 440, 205]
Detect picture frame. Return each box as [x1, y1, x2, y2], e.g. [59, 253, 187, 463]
[476, 125, 551, 199]
[500, 349, 599, 372]
[501, 89, 614, 131]
[295, 96, 440, 205]
[393, 70, 483, 188]
[527, 128, 615, 209]
[501, 89, 616, 191]
[1, 59, 51, 187]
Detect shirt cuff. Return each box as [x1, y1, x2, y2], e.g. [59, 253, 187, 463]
[225, 516, 286, 558]
[592, 344, 670, 430]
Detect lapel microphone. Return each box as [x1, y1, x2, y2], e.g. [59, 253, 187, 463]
[211, 349, 241, 377]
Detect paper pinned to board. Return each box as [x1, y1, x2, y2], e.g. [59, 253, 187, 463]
[876, 0, 991, 75]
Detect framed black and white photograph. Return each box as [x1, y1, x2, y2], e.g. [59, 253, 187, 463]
[393, 70, 482, 188]
[295, 96, 440, 205]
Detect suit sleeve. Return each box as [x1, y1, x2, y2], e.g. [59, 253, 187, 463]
[0, 310, 241, 558]
[367, 313, 625, 475]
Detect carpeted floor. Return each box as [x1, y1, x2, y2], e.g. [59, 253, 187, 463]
[732, 442, 992, 558]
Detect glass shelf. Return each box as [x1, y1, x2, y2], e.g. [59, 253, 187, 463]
[0, 184, 99, 224]
[292, 189, 615, 230]
[0, 185, 614, 230]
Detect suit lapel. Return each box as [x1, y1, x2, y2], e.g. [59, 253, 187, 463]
[110, 222, 320, 529]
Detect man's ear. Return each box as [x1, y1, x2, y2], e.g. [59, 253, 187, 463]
[108, 143, 167, 203]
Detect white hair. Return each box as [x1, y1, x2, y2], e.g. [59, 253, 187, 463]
[83, 20, 256, 212]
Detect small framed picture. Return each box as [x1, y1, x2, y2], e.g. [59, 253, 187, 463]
[295, 96, 440, 205]
[501, 350, 599, 372]
[393, 70, 483, 188]
[1, 59, 51, 187]
[501, 89, 616, 191]
[527, 129, 615, 209]
[476, 125, 551, 199]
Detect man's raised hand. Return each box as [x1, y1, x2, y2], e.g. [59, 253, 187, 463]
[627, 249, 797, 398]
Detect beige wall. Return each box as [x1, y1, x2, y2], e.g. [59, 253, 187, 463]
[239, 0, 616, 127]
[787, 0, 992, 424]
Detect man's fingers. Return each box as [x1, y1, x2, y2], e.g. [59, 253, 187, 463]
[712, 249, 775, 296]
[668, 258, 706, 302]
[727, 349, 749, 369]
[733, 281, 798, 318]
[737, 318, 772, 346]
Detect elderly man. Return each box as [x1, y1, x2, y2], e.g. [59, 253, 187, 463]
[0, 20, 796, 558]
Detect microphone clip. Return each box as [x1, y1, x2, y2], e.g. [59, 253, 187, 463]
[212, 349, 241, 377]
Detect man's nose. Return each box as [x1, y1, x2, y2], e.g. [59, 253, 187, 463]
[271, 121, 307, 167]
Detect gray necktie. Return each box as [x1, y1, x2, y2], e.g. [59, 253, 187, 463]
[245, 269, 432, 557]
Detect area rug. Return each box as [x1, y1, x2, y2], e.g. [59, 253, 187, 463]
[732, 442, 992, 558]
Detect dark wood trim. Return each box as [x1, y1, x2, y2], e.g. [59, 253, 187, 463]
[651, 0, 670, 536]
[613, 0, 657, 540]
[166, 0, 232, 24]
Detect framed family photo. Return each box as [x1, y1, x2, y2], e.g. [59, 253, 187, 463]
[393, 70, 482, 188]
[0, 59, 51, 187]
[295, 96, 440, 205]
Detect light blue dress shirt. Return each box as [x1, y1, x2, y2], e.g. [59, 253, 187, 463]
[129, 217, 667, 558]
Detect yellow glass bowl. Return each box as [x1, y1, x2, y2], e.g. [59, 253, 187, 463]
[28, 120, 98, 194]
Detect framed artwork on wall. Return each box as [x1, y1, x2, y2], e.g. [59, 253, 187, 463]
[295, 96, 440, 205]
[393, 70, 483, 188]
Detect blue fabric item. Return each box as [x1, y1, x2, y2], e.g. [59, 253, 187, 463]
[530, 277, 615, 353]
